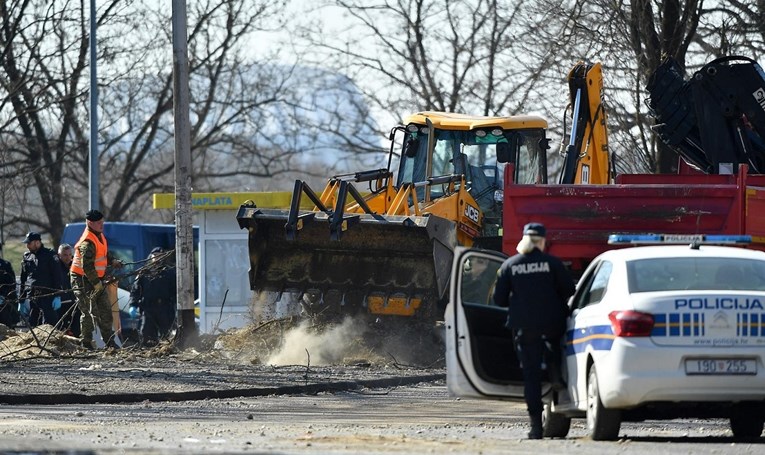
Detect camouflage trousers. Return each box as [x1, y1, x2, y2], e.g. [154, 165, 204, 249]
[71, 274, 114, 346]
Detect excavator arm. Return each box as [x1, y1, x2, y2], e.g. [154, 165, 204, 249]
[559, 61, 611, 184]
[647, 56, 765, 174]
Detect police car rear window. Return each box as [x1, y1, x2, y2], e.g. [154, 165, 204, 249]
[627, 257, 765, 293]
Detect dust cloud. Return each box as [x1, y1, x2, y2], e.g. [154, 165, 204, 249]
[265, 316, 370, 366]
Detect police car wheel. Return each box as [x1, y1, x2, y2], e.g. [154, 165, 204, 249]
[586, 364, 621, 441]
[730, 403, 764, 439]
[542, 400, 571, 438]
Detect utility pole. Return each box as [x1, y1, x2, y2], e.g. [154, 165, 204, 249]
[172, 0, 198, 347]
[89, 0, 99, 211]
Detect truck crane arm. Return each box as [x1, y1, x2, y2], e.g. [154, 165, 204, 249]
[647, 56, 765, 174]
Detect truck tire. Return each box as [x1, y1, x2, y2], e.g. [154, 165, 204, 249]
[730, 403, 764, 438]
[586, 364, 621, 441]
[542, 400, 571, 438]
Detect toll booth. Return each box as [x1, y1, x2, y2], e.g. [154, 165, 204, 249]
[153, 192, 299, 333]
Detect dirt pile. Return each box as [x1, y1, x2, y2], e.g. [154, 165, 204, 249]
[212, 316, 445, 368]
[1, 315, 445, 368]
[212, 316, 379, 366]
[0, 324, 81, 359]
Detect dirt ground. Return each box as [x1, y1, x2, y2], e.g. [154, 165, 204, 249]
[0, 313, 445, 364]
[0, 316, 445, 399]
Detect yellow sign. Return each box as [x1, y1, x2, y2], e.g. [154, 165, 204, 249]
[153, 192, 306, 210]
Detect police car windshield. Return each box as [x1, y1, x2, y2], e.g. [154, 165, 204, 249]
[627, 257, 765, 293]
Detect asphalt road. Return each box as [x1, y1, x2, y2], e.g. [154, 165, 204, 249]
[0, 381, 761, 454]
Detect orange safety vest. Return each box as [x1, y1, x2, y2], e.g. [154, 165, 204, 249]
[71, 228, 109, 277]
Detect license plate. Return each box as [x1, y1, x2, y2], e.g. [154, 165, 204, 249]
[685, 358, 757, 375]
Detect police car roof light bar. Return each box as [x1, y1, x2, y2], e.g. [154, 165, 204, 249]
[607, 234, 752, 245]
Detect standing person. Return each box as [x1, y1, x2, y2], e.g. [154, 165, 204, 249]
[70, 210, 123, 350]
[492, 223, 576, 439]
[128, 247, 177, 346]
[0, 254, 19, 327]
[56, 243, 80, 337]
[19, 232, 62, 327]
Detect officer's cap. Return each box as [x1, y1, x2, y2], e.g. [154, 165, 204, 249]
[22, 231, 42, 243]
[150, 247, 164, 255]
[522, 222, 546, 237]
[85, 209, 104, 222]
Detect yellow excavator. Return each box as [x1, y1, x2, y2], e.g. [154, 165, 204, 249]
[236, 61, 610, 323]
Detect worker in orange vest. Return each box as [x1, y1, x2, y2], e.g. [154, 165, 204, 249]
[70, 209, 123, 350]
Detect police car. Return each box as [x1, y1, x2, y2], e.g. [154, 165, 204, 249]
[445, 235, 765, 440]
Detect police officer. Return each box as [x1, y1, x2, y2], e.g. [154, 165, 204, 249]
[0, 254, 18, 327]
[70, 210, 122, 349]
[128, 247, 177, 346]
[493, 222, 575, 439]
[19, 232, 62, 327]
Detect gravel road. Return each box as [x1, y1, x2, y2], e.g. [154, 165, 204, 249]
[0, 323, 761, 454]
[0, 382, 760, 454]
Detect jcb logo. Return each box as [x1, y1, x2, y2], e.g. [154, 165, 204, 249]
[755, 88, 765, 111]
[464, 204, 480, 223]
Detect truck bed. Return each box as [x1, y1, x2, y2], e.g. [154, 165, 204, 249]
[502, 168, 765, 273]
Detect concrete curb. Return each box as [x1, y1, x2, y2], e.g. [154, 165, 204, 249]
[0, 373, 445, 405]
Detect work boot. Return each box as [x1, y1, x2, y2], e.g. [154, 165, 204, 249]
[528, 413, 543, 439]
[79, 339, 95, 351]
[527, 424, 543, 439]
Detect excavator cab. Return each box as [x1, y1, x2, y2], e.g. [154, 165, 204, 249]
[394, 113, 549, 243]
[236, 111, 549, 323]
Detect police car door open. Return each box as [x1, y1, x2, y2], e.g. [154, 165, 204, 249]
[445, 247, 526, 399]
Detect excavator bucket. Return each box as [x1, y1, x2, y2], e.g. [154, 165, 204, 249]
[236, 204, 457, 321]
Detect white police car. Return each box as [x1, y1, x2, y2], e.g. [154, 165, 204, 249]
[445, 235, 765, 440]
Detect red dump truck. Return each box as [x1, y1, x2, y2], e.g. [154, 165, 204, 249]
[503, 164, 765, 276]
[503, 55, 765, 274]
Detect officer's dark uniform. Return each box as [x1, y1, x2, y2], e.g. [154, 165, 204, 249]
[20, 232, 62, 327]
[129, 247, 177, 345]
[0, 257, 18, 327]
[493, 222, 575, 439]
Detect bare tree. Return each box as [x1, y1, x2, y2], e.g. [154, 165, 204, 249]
[4, 0, 764, 249]
[1, 1, 151, 241]
[299, 0, 765, 176]
[536, 0, 765, 174]
[0, 0, 382, 242]
[295, 0, 559, 122]
[696, 1, 765, 60]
